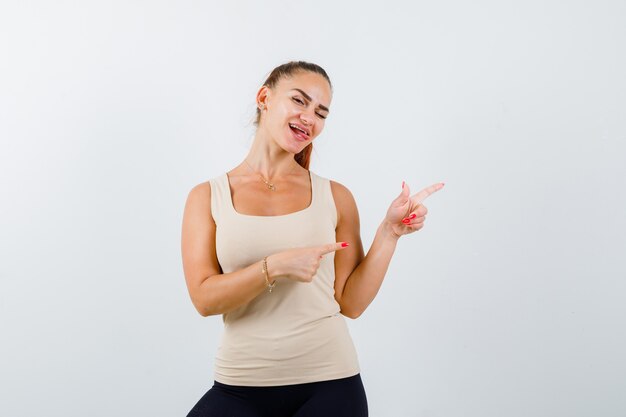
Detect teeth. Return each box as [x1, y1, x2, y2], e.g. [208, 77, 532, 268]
[290, 124, 308, 135]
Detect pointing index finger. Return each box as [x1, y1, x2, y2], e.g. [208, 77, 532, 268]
[319, 242, 349, 256]
[411, 182, 445, 205]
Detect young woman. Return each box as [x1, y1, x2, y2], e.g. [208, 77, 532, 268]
[181, 61, 444, 416]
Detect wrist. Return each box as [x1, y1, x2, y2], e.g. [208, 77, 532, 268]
[265, 254, 280, 277]
[262, 256, 277, 292]
[380, 220, 402, 241]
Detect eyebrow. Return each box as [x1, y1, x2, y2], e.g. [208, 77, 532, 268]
[290, 88, 330, 113]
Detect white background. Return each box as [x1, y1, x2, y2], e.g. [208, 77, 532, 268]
[1, 1, 625, 416]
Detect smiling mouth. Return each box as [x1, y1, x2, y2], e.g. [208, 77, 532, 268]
[289, 124, 310, 141]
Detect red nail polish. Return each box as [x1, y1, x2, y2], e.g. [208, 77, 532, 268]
[341, 242, 349, 247]
[410, 213, 417, 219]
[402, 219, 410, 224]
[402, 181, 405, 189]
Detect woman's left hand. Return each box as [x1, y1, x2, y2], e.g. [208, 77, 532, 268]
[384, 181, 445, 237]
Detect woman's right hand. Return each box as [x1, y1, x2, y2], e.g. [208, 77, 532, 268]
[267, 242, 349, 283]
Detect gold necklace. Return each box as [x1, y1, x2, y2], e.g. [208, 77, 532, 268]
[243, 159, 298, 191]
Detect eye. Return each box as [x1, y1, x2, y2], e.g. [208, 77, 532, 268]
[293, 96, 327, 119]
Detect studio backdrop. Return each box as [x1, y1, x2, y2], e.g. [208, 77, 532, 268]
[1, 1, 624, 416]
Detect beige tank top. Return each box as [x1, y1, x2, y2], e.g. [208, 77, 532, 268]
[208, 170, 360, 386]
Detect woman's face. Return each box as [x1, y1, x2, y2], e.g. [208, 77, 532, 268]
[259, 71, 332, 155]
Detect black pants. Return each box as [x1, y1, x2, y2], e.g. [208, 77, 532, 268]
[186, 373, 368, 417]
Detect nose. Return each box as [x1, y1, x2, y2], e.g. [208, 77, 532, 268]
[300, 109, 315, 127]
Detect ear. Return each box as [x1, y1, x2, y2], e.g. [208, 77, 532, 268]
[256, 85, 270, 109]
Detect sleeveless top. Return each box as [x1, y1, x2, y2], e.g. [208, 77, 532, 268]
[208, 170, 361, 386]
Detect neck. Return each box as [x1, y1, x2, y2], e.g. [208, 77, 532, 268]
[245, 129, 302, 179]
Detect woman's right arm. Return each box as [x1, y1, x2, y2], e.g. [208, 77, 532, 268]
[181, 182, 349, 317]
[181, 183, 269, 317]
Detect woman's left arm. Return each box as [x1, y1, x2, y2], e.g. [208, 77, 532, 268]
[332, 180, 444, 319]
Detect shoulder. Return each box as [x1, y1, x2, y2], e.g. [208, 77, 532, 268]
[187, 180, 212, 202]
[310, 171, 352, 199]
[329, 179, 354, 202]
[186, 173, 226, 201]
[329, 179, 359, 224]
[183, 180, 214, 223]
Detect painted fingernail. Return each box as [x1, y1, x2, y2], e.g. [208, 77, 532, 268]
[402, 181, 405, 189]
[402, 218, 410, 224]
[410, 213, 417, 219]
[341, 242, 349, 247]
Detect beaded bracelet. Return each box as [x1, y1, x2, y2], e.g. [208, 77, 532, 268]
[262, 256, 276, 293]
